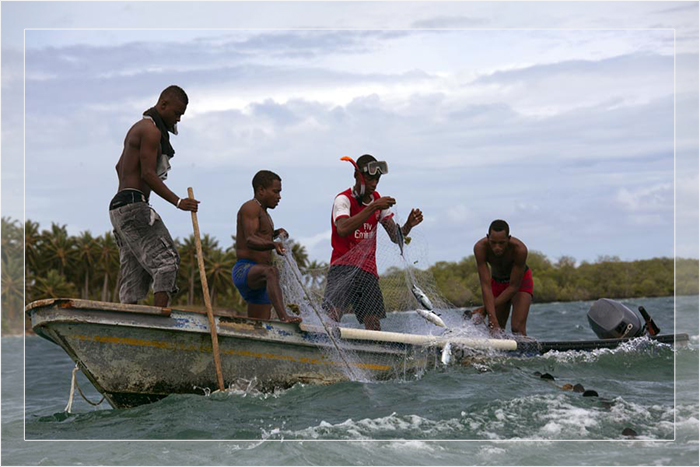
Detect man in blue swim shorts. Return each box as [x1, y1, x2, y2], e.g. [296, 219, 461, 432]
[233, 170, 302, 323]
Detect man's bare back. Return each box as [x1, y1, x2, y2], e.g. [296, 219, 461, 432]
[116, 119, 161, 197]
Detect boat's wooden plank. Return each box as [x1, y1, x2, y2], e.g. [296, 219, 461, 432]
[25, 298, 172, 317]
[26, 298, 253, 319]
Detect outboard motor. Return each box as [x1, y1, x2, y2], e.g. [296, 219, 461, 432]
[587, 299, 644, 339]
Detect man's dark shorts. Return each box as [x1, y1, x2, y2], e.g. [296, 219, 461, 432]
[322, 264, 386, 325]
[109, 192, 179, 303]
[232, 259, 271, 305]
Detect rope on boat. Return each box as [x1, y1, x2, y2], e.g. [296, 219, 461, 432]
[64, 364, 105, 413]
[64, 366, 78, 413]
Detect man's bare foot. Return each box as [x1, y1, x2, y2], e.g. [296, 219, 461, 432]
[280, 315, 302, 324]
[469, 307, 486, 325]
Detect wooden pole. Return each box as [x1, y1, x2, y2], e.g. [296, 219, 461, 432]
[297, 324, 518, 351]
[188, 187, 225, 392]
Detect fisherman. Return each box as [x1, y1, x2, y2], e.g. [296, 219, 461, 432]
[109, 85, 199, 307]
[233, 170, 302, 324]
[323, 154, 423, 330]
[470, 220, 533, 337]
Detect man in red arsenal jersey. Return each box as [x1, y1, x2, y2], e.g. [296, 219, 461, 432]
[323, 154, 423, 330]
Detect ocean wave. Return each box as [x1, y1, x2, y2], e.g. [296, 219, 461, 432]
[536, 337, 676, 365]
[259, 389, 688, 441]
[273, 412, 463, 440]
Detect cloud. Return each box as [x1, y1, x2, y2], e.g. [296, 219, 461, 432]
[616, 183, 673, 213]
[446, 204, 475, 225]
[18, 29, 682, 264]
[296, 229, 332, 251]
[411, 16, 488, 29]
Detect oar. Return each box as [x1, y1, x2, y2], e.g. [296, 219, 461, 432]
[188, 187, 225, 392]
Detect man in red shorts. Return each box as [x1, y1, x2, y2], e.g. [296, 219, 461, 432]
[471, 220, 533, 337]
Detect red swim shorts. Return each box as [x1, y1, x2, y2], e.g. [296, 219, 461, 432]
[491, 268, 534, 298]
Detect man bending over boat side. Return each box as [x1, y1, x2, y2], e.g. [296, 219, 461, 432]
[109, 85, 199, 308]
[323, 154, 423, 331]
[470, 220, 533, 337]
[233, 170, 302, 324]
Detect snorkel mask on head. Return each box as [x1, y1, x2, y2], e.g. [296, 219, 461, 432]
[340, 156, 389, 202]
[360, 160, 388, 177]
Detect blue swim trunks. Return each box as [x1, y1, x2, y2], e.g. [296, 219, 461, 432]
[232, 259, 271, 305]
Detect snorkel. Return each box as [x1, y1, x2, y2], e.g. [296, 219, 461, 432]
[340, 156, 366, 203]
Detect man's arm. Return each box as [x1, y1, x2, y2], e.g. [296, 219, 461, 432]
[240, 204, 286, 255]
[273, 228, 289, 240]
[240, 204, 276, 251]
[474, 241, 500, 332]
[493, 245, 528, 307]
[381, 208, 423, 242]
[138, 126, 198, 212]
[336, 196, 396, 237]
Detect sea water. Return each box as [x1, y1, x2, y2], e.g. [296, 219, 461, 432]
[2, 296, 698, 465]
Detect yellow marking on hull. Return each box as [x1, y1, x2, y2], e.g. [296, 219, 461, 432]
[71, 334, 392, 371]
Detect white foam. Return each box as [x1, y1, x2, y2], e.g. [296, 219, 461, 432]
[388, 440, 439, 452]
[478, 446, 507, 455]
[288, 412, 464, 439]
[539, 337, 673, 364]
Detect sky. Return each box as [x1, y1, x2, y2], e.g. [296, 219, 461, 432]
[2, 1, 698, 268]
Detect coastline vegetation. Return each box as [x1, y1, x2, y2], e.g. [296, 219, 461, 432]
[2, 217, 698, 334]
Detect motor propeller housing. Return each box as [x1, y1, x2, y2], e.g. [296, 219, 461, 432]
[587, 298, 644, 339]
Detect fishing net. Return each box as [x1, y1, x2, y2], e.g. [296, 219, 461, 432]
[275, 209, 492, 384]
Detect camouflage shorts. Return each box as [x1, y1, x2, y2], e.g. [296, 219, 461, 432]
[109, 202, 180, 303]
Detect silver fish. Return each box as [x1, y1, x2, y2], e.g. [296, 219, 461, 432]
[441, 342, 452, 365]
[416, 308, 446, 328]
[396, 224, 405, 257]
[412, 285, 434, 311]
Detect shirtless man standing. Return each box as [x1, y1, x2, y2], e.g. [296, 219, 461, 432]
[109, 85, 199, 308]
[472, 220, 533, 337]
[233, 170, 302, 324]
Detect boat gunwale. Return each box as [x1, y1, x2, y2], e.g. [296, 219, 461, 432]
[27, 299, 416, 356]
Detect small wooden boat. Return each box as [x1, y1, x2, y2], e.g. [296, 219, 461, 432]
[26, 298, 688, 409]
[27, 298, 443, 408]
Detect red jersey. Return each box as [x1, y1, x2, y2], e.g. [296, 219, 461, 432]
[330, 188, 393, 277]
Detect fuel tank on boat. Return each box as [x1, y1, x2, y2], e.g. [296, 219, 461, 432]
[587, 298, 644, 339]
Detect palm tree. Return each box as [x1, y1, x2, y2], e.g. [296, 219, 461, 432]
[75, 231, 98, 299]
[24, 219, 42, 277]
[30, 269, 77, 300]
[42, 223, 77, 277]
[1, 237, 24, 326]
[200, 234, 219, 256]
[178, 235, 198, 305]
[288, 239, 309, 270]
[303, 260, 328, 289]
[226, 235, 237, 253]
[205, 249, 237, 307]
[2, 217, 22, 261]
[95, 232, 119, 302]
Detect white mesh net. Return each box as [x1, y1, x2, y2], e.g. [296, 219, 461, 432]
[274, 209, 496, 383]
